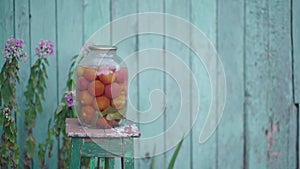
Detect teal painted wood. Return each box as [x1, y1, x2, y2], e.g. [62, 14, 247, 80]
[89, 157, 95, 168]
[124, 157, 134, 169]
[29, 0, 58, 168]
[56, 1, 83, 168]
[293, 0, 300, 103]
[57, 0, 83, 99]
[190, 0, 217, 168]
[111, 1, 138, 168]
[70, 138, 83, 169]
[109, 158, 115, 169]
[0, 0, 14, 162]
[83, 0, 111, 43]
[267, 1, 296, 168]
[245, 0, 271, 167]
[165, 0, 192, 169]
[137, 0, 165, 169]
[216, 0, 244, 168]
[245, 0, 296, 168]
[293, 0, 300, 166]
[15, 0, 31, 166]
[1, 1, 299, 169]
[0, 0, 14, 67]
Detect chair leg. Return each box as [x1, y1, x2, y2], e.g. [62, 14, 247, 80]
[123, 157, 134, 169]
[98, 158, 105, 168]
[90, 157, 95, 169]
[109, 158, 115, 169]
[70, 138, 83, 169]
[104, 157, 115, 169]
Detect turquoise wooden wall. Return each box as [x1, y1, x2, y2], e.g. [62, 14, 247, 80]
[0, 0, 299, 168]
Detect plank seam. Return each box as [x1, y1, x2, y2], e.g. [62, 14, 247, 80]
[136, 1, 140, 169]
[291, 0, 297, 105]
[13, 0, 16, 38]
[243, 0, 247, 168]
[28, 0, 32, 67]
[296, 103, 299, 169]
[291, 0, 299, 168]
[189, 1, 193, 168]
[216, 0, 219, 167]
[13, 0, 17, 128]
[109, 0, 112, 45]
[28, 0, 33, 167]
[163, 0, 167, 168]
[54, 1, 60, 168]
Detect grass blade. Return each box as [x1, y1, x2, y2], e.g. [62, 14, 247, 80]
[167, 138, 184, 169]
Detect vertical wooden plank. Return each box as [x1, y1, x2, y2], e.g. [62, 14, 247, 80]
[83, 0, 110, 43]
[245, 0, 269, 167]
[89, 157, 95, 168]
[70, 138, 82, 169]
[30, 0, 58, 168]
[190, 0, 217, 168]
[245, 0, 295, 168]
[15, 0, 31, 166]
[293, 0, 300, 166]
[137, 1, 165, 169]
[217, 0, 244, 168]
[0, 0, 14, 160]
[0, 0, 14, 66]
[57, 0, 83, 106]
[165, 0, 191, 168]
[268, 0, 296, 168]
[293, 0, 300, 103]
[111, 0, 138, 169]
[56, 1, 83, 168]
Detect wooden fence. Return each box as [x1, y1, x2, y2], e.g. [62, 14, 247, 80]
[0, 0, 299, 168]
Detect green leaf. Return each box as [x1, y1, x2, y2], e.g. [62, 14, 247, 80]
[167, 138, 184, 169]
[44, 58, 49, 65]
[36, 94, 42, 114]
[0, 91, 2, 107]
[25, 135, 36, 159]
[38, 143, 46, 166]
[55, 103, 65, 115]
[106, 111, 123, 120]
[101, 106, 118, 116]
[71, 54, 79, 61]
[2, 84, 12, 105]
[12, 147, 20, 165]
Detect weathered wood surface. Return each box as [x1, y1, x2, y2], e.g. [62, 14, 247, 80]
[293, 0, 300, 165]
[137, 0, 165, 169]
[294, 0, 300, 104]
[190, 0, 217, 168]
[245, 0, 296, 169]
[66, 118, 141, 138]
[165, 1, 192, 169]
[216, 0, 244, 168]
[0, 0, 298, 168]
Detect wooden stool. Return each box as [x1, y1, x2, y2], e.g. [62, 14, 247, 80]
[66, 118, 141, 169]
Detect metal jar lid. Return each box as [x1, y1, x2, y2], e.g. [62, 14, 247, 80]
[88, 45, 117, 50]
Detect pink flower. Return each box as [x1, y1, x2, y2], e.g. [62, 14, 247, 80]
[2, 37, 27, 62]
[64, 90, 75, 107]
[35, 40, 54, 58]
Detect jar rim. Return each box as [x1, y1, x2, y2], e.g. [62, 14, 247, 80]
[89, 45, 117, 50]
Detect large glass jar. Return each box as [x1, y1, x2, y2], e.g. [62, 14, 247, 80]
[76, 45, 128, 128]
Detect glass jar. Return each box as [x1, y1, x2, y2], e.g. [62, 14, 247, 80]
[76, 45, 128, 128]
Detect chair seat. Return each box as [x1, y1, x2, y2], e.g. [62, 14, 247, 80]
[66, 118, 140, 169]
[66, 118, 141, 138]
